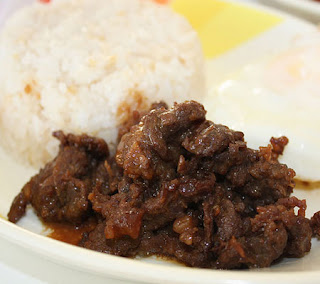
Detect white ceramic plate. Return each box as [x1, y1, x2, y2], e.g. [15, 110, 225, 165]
[259, 0, 320, 23]
[1, 1, 320, 283]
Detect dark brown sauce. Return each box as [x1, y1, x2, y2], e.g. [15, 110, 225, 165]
[294, 179, 320, 190]
[45, 218, 97, 245]
[45, 221, 185, 266]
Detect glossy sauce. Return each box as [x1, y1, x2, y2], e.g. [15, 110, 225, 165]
[295, 179, 320, 191]
[46, 218, 97, 245]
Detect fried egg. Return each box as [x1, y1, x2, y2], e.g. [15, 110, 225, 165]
[205, 33, 320, 182]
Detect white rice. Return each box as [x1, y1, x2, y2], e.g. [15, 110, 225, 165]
[0, 0, 205, 168]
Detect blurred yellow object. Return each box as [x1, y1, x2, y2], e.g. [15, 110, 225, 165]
[171, 0, 282, 58]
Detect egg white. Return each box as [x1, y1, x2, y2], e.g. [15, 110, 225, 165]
[205, 33, 320, 182]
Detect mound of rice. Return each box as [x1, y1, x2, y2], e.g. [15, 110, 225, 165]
[0, 0, 205, 168]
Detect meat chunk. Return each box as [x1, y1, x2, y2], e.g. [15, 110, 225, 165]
[311, 211, 320, 238]
[214, 197, 311, 269]
[8, 131, 109, 224]
[182, 121, 244, 156]
[116, 101, 206, 180]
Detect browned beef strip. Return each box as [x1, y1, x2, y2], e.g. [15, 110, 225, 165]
[80, 222, 140, 256]
[8, 131, 110, 224]
[311, 211, 320, 238]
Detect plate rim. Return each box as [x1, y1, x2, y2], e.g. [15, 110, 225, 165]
[265, 0, 320, 16]
[1, 219, 320, 284]
[223, 0, 318, 24]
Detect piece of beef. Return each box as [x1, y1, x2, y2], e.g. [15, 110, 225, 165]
[80, 222, 140, 256]
[8, 131, 110, 224]
[311, 211, 320, 238]
[215, 197, 311, 269]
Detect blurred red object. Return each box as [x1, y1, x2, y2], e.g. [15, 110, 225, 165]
[154, 0, 169, 4]
[38, 0, 169, 5]
[38, 0, 168, 4]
